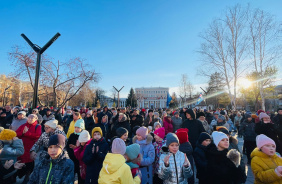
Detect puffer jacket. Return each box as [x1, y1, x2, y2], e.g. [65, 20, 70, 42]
[158, 150, 193, 184]
[74, 140, 91, 180]
[240, 119, 257, 141]
[251, 148, 282, 184]
[172, 116, 182, 132]
[10, 117, 28, 131]
[28, 151, 74, 184]
[98, 153, 141, 184]
[30, 128, 66, 152]
[133, 134, 155, 184]
[0, 139, 24, 163]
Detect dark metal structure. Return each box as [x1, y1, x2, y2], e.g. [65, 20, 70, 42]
[113, 86, 124, 107]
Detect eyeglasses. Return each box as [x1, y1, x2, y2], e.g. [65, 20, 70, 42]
[44, 127, 51, 130]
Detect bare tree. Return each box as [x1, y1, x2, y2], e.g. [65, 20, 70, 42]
[179, 74, 194, 107]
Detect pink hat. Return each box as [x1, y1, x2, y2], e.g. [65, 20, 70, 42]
[154, 127, 165, 139]
[136, 126, 148, 139]
[256, 134, 276, 149]
[259, 112, 269, 120]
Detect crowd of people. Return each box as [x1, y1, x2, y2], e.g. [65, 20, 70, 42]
[0, 104, 282, 184]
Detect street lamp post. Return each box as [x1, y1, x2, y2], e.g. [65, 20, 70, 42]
[21, 33, 61, 109]
[113, 86, 124, 108]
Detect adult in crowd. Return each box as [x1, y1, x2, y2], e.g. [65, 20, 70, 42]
[198, 112, 212, 134]
[111, 113, 131, 139]
[172, 111, 182, 132]
[31, 109, 43, 124]
[130, 109, 143, 131]
[53, 107, 63, 125]
[98, 106, 112, 124]
[10, 111, 27, 131]
[42, 109, 55, 132]
[84, 110, 95, 133]
[144, 109, 155, 127]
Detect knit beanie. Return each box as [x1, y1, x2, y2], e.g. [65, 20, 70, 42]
[256, 134, 276, 149]
[175, 128, 189, 144]
[0, 140, 3, 150]
[198, 112, 205, 117]
[18, 111, 26, 117]
[92, 127, 103, 137]
[245, 114, 251, 119]
[198, 132, 211, 144]
[259, 112, 269, 120]
[112, 138, 126, 155]
[126, 143, 140, 160]
[212, 131, 228, 147]
[251, 114, 258, 119]
[154, 112, 159, 117]
[154, 122, 161, 129]
[116, 127, 128, 138]
[166, 133, 179, 146]
[48, 134, 65, 149]
[75, 119, 85, 130]
[148, 109, 153, 113]
[0, 129, 17, 141]
[216, 126, 230, 135]
[154, 127, 165, 139]
[218, 115, 226, 121]
[136, 126, 148, 139]
[78, 130, 90, 143]
[45, 120, 58, 129]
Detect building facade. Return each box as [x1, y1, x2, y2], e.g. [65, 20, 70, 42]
[135, 87, 169, 109]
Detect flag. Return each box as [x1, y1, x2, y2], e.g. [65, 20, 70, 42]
[167, 92, 172, 107]
[196, 93, 204, 105]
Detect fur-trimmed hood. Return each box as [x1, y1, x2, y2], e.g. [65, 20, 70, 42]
[229, 136, 238, 145]
[132, 134, 153, 145]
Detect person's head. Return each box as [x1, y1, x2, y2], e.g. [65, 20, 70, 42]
[78, 130, 90, 146]
[214, 112, 219, 119]
[148, 109, 153, 116]
[174, 111, 179, 118]
[45, 120, 58, 133]
[256, 134, 276, 156]
[217, 115, 225, 124]
[0, 129, 17, 143]
[120, 107, 126, 114]
[5, 105, 11, 112]
[27, 114, 38, 124]
[278, 108, 282, 115]
[46, 109, 51, 115]
[198, 112, 205, 122]
[92, 127, 103, 140]
[86, 110, 92, 118]
[154, 112, 159, 118]
[118, 113, 126, 122]
[125, 143, 140, 161]
[136, 126, 148, 141]
[237, 112, 241, 117]
[154, 122, 161, 130]
[133, 109, 138, 116]
[166, 133, 180, 154]
[259, 113, 271, 123]
[56, 125, 63, 131]
[175, 128, 189, 145]
[116, 127, 128, 142]
[17, 111, 26, 120]
[198, 132, 212, 147]
[154, 127, 165, 143]
[245, 114, 252, 122]
[73, 112, 81, 121]
[102, 115, 108, 123]
[32, 109, 38, 114]
[212, 131, 229, 151]
[48, 134, 65, 159]
[74, 119, 85, 134]
[103, 106, 108, 112]
[185, 109, 195, 120]
[81, 112, 86, 118]
[167, 115, 172, 121]
[112, 138, 126, 155]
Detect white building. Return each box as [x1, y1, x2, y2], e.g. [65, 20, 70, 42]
[135, 87, 169, 108]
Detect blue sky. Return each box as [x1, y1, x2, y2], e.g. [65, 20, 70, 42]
[0, 0, 282, 97]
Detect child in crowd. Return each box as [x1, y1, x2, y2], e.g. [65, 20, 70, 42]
[67, 119, 85, 184]
[175, 128, 195, 184]
[74, 130, 91, 184]
[83, 127, 109, 184]
[28, 134, 74, 184]
[153, 127, 166, 184]
[251, 134, 282, 183]
[116, 127, 129, 145]
[193, 132, 211, 184]
[158, 133, 193, 184]
[154, 122, 162, 131]
[98, 138, 141, 184]
[133, 126, 155, 184]
[125, 143, 142, 178]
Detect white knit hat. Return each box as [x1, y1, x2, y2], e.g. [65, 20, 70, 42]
[45, 120, 58, 129]
[212, 131, 228, 147]
[78, 130, 90, 143]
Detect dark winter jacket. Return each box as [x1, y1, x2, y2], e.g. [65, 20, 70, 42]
[110, 118, 131, 139]
[130, 114, 143, 130]
[66, 133, 79, 173]
[193, 142, 208, 180]
[84, 116, 95, 133]
[144, 115, 155, 127]
[54, 112, 63, 125]
[93, 122, 109, 141]
[28, 151, 74, 184]
[273, 114, 282, 140]
[98, 110, 112, 124]
[206, 144, 246, 184]
[82, 138, 109, 184]
[63, 115, 73, 133]
[240, 119, 257, 141]
[179, 141, 194, 184]
[0, 160, 15, 183]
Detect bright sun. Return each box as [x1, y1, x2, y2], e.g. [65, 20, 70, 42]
[239, 78, 252, 89]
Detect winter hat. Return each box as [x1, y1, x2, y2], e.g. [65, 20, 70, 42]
[48, 134, 66, 149]
[154, 112, 159, 117]
[218, 115, 226, 121]
[74, 119, 85, 130]
[257, 109, 265, 115]
[78, 130, 90, 143]
[126, 143, 140, 160]
[198, 112, 205, 117]
[251, 114, 258, 119]
[45, 120, 58, 129]
[212, 131, 228, 147]
[256, 134, 276, 149]
[148, 109, 153, 113]
[185, 109, 196, 119]
[174, 111, 179, 115]
[166, 133, 179, 146]
[141, 108, 146, 112]
[112, 138, 126, 155]
[0, 129, 17, 141]
[175, 128, 189, 144]
[18, 111, 26, 116]
[92, 127, 103, 137]
[259, 112, 269, 120]
[0, 140, 3, 150]
[198, 132, 211, 144]
[136, 126, 148, 139]
[245, 114, 251, 119]
[220, 110, 225, 115]
[0, 127, 4, 133]
[216, 126, 230, 135]
[277, 108, 282, 112]
[214, 112, 220, 115]
[154, 127, 165, 139]
[154, 122, 162, 129]
[87, 110, 92, 115]
[116, 127, 128, 138]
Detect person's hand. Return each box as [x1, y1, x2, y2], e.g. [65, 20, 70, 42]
[92, 145, 95, 154]
[277, 166, 282, 175]
[4, 160, 14, 169]
[30, 151, 37, 160]
[183, 153, 190, 167]
[14, 161, 25, 169]
[13, 137, 18, 141]
[136, 170, 142, 180]
[69, 144, 76, 149]
[164, 154, 171, 167]
[96, 146, 99, 153]
[23, 126, 29, 134]
[76, 140, 80, 147]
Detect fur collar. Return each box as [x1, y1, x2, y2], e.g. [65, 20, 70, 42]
[132, 134, 153, 145]
[230, 136, 238, 145]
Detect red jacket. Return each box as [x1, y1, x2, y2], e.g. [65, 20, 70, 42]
[163, 117, 173, 135]
[74, 139, 91, 179]
[16, 121, 41, 163]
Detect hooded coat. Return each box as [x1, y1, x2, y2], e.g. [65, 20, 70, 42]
[98, 153, 141, 184]
[28, 151, 74, 184]
[193, 141, 208, 180]
[84, 116, 95, 133]
[163, 117, 173, 135]
[111, 116, 131, 139]
[171, 116, 182, 132]
[251, 147, 282, 184]
[0, 139, 24, 163]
